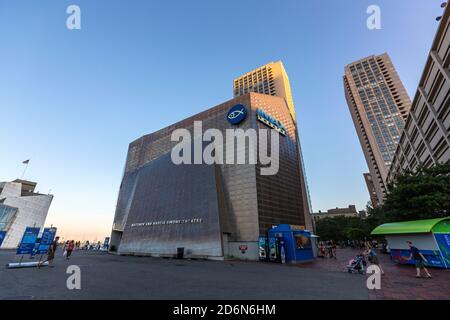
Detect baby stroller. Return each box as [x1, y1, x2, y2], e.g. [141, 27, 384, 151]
[347, 254, 367, 274]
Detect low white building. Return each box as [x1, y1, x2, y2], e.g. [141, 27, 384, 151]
[0, 180, 53, 249]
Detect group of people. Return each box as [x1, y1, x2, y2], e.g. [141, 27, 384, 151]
[37, 238, 108, 268]
[361, 240, 432, 278]
[37, 237, 76, 268]
[37, 236, 60, 268]
[362, 241, 384, 274]
[342, 239, 379, 250]
[36, 236, 433, 279]
[318, 238, 432, 279]
[62, 240, 76, 260]
[318, 240, 337, 259]
[81, 240, 104, 250]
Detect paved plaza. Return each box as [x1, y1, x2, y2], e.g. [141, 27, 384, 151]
[300, 248, 450, 300]
[0, 248, 448, 300]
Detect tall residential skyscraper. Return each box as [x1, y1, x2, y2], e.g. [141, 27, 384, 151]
[363, 172, 379, 207]
[233, 61, 312, 226]
[344, 53, 411, 206]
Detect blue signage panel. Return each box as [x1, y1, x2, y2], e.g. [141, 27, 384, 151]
[390, 249, 446, 268]
[227, 104, 247, 125]
[256, 108, 287, 135]
[36, 227, 57, 254]
[435, 234, 450, 268]
[32, 241, 41, 256]
[16, 227, 40, 255]
[0, 231, 6, 247]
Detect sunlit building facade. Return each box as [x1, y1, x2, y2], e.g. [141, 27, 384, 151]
[0, 180, 53, 248]
[110, 93, 311, 260]
[233, 61, 296, 120]
[363, 172, 379, 207]
[344, 53, 411, 206]
[388, 5, 450, 182]
[234, 61, 312, 215]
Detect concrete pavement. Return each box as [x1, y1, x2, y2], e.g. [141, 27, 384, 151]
[0, 249, 368, 300]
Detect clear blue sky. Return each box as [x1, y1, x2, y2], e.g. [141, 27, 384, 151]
[0, 0, 443, 240]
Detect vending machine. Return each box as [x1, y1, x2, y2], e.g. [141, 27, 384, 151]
[268, 237, 277, 262]
[280, 239, 286, 264]
[267, 233, 286, 263]
[258, 236, 268, 261]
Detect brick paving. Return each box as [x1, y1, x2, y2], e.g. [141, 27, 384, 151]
[300, 247, 450, 300]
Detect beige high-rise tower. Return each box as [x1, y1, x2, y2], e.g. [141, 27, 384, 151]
[344, 53, 411, 206]
[234, 61, 312, 230]
[234, 61, 296, 121]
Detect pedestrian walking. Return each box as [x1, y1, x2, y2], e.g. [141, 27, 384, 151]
[62, 240, 69, 257]
[405, 241, 432, 278]
[38, 236, 60, 268]
[66, 240, 75, 260]
[319, 242, 326, 258]
[331, 241, 337, 259]
[364, 242, 384, 274]
[326, 241, 333, 258]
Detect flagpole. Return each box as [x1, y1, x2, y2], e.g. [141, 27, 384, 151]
[21, 161, 29, 180]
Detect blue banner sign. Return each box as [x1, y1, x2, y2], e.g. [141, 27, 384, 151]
[16, 227, 40, 255]
[435, 234, 450, 268]
[390, 249, 446, 269]
[36, 227, 57, 254]
[0, 231, 6, 247]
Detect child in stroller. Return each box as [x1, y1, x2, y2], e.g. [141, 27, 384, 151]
[347, 253, 367, 274]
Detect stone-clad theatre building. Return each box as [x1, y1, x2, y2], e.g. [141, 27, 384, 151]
[110, 92, 311, 260]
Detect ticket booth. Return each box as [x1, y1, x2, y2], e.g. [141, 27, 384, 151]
[267, 224, 314, 263]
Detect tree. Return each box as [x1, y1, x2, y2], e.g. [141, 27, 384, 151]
[315, 216, 371, 241]
[371, 161, 450, 222]
[315, 217, 343, 241]
[345, 227, 366, 241]
[316, 162, 450, 241]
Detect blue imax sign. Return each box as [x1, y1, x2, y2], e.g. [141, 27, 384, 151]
[256, 108, 287, 136]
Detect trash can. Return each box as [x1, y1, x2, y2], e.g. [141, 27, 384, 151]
[177, 247, 184, 259]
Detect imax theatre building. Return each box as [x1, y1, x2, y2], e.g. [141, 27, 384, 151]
[110, 92, 311, 260]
